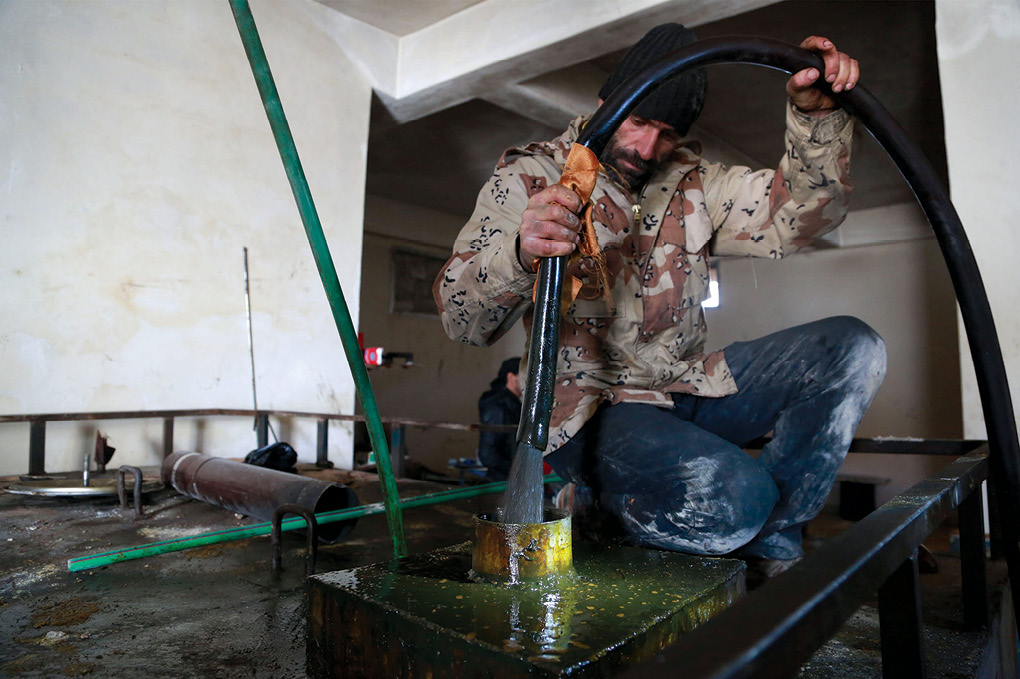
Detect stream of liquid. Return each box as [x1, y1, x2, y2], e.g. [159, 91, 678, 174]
[500, 442, 544, 524]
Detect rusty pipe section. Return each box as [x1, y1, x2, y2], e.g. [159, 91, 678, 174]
[161, 451, 358, 543]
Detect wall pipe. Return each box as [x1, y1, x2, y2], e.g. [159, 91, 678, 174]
[227, 0, 406, 558]
[66, 475, 561, 573]
[526, 34, 1020, 631]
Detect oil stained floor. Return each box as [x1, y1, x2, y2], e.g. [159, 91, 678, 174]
[0, 467, 496, 679]
[0, 467, 1010, 678]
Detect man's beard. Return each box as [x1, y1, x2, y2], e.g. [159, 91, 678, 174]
[602, 138, 655, 191]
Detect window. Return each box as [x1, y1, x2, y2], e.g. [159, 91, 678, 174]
[390, 249, 447, 316]
[701, 261, 720, 309]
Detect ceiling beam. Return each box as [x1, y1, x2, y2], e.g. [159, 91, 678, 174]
[316, 0, 783, 123]
[479, 63, 604, 129]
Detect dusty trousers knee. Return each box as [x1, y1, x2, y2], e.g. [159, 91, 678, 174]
[545, 316, 887, 559]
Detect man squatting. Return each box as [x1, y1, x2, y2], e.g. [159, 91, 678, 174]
[433, 24, 887, 578]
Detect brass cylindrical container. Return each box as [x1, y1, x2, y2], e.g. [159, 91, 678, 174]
[472, 508, 572, 584]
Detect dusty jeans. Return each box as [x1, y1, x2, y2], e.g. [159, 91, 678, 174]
[544, 316, 887, 560]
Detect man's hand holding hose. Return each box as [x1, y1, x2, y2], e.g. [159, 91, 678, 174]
[517, 184, 584, 272]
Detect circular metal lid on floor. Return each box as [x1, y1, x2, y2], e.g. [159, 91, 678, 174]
[4, 476, 163, 497]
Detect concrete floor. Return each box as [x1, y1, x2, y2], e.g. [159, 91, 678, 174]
[797, 515, 1013, 679]
[0, 467, 1012, 678]
[0, 467, 496, 678]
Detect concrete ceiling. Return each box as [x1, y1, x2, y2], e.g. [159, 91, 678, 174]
[317, 0, 484, 37]
[324, 0, 946, 225]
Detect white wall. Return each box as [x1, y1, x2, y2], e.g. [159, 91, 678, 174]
[0, 0, 372, 474]
[935, 0, 1020, 441]
[359, 195, 526, 473]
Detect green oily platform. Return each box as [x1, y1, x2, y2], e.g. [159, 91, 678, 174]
[307, 542, 745, 678]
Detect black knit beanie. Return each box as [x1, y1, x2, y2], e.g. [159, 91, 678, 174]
[497, 357, 520, 381]
[487, 357, 521, 394]
[598, 24, 707, 135]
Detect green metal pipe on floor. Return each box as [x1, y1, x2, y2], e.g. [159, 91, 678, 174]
[226, 0, 407, 558]
[66, 475, 561, 573]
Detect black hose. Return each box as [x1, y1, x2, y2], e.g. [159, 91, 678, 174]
[520, 35, 1020, 623]
[516, 255, 566, 450]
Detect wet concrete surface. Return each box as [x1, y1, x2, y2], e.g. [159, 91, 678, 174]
[1, 468, 1012, 678]
[0, 467, 494, 679]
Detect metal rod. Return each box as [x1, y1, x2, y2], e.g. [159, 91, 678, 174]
[0, 407, 518, 432]
[11, 409, 980, 449]
[988, 479, 1004, 560]
[117, 466, 144, 518]
[750, 437, 987, 457]
[390, 424, 406, 479]
[272, 503, 318, 576]
[227, 0, 406, 559]
[878, 551, 927, 679]
[244, 248, 279, 445]
[0, 406, 986, 445]
[243, 246, 259, 428]
[28, 419, 45, 475]
[256, 412, 269, 449]
[162, 417, 174, 460]
[67, 474, 561, 573]
[315, 418, 332, 468]
[959, 487, 989, 629]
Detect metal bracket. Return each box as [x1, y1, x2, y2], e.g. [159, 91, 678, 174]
[117, 466, 144, 518]
[878, 549, 927, 679]
[271, 503, 318, 577]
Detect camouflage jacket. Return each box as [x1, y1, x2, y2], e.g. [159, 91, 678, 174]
[434, 102, 853, 454]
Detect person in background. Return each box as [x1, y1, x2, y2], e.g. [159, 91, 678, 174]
[477, 358, 523, 480]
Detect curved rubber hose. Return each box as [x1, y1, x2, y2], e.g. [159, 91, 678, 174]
[522, 35, 1020, 612]
[516, 255, 565, 449]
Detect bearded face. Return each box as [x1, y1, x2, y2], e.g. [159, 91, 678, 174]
[598, 113, 680, 192]
[602, 135, 656, 189]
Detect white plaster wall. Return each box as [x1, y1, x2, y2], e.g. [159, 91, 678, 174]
[359, 196, 526, 474]
[935, 0, 1020, 440]
[0, 0, 372, 474]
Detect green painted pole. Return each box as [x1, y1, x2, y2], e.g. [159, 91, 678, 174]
[66, 475, 561, 573]
[227, 0, 406, 558]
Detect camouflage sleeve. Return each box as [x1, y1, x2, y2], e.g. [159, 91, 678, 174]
[704, 100, 854, 259]
[433, 157, 548, 346]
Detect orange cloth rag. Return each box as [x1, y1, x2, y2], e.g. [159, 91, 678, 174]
[532, 143, 612, 314]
